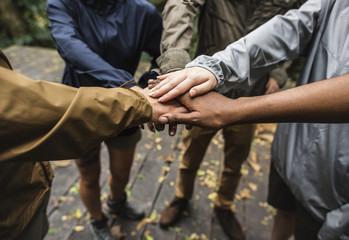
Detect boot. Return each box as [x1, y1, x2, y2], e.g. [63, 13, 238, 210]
[159, 196, 188, 228]
[214, 206, 245, 240]
[107, 192, 145, 220]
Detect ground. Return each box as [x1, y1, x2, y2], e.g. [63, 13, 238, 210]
[4, 46, 278, 240]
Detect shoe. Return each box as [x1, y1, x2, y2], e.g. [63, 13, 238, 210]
[88, 214, 113, 240]
[214, 206, 245, 240]
[159, 196, 188, 228]
[107, 192, 145, 220]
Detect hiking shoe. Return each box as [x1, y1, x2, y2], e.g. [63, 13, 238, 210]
[88, 214, 113, 240]
[159, 196, 188, 228]
[214, 206, 245, 240]
[107, 192, 145, 220]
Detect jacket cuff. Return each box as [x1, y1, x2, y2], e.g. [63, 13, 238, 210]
[156, 49, 191, 74]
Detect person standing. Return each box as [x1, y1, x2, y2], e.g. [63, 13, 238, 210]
[47, 0, 162, 239]
[152, 0, 349, 239]
[154, 0, 302, 239]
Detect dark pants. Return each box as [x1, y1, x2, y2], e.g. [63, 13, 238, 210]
[268, 162, 323, 240]
[14, 192, 50, 240]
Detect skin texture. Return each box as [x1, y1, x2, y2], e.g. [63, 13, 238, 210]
[157, 71, 349, 128]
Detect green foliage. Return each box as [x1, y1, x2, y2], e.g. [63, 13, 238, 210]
[0, 0, 54, 48]
[15, 0, 54, 47]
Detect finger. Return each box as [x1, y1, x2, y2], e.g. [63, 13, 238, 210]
[154, 123, 165, 132]
[185, 124, 193, 130]
[189, 79, 217, 97]
[160, 112, 199, 125]
[147, 122, 155, 132]
[168, 124, 177, 136]
[149, 75, 186, 99]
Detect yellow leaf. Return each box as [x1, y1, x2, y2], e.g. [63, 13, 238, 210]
[154, 137, 162, 143]
[240, 188, 252, 200]
[207, 192, 217, 201]
[74, 226, 85, 232]
[170, 181, 174, 186]
[248, 182, 258, 192]
[156, 144, 162, 150]
[75, 208, 82, 219]
[136, 218, 152, 230]
[158, 176, 167, 183]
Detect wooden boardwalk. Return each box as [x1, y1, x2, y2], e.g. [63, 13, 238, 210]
[4, 46, 277, 240]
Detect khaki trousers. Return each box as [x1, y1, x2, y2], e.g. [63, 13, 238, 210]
[176, 124, 256, 209]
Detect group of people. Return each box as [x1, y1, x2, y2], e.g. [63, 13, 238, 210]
[0, 0, 348, 240]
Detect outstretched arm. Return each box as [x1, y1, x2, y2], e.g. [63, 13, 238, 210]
[159, 73, 349, 128]
[0, 67, 186, 162]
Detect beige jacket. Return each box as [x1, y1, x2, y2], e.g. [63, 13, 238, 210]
[0, 50, 151, 239]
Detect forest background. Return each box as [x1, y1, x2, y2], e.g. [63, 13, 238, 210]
[0, 0, 302, 80]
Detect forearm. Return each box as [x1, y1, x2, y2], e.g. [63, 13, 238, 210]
[233, 73, 349, 124]
[0, 67, 151, 162]
[157, 0, 204, 73]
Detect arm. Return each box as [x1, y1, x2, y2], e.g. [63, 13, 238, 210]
[150, 0, 322, 101]
[0, 67, 185, 162]
[156, 0, 204, 74]
[159, 73, 349, 128]
[46, 0, 134, 88]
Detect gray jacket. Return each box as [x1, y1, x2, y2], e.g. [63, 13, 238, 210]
[187, 0, 349, 238]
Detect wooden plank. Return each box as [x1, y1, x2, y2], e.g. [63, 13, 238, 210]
[116, 127, 183, 240]
[46, 144, 110, 240]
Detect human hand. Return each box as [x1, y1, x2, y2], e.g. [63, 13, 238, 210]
[265, 78, 280, 95]
[148, 67, 217, 102]
[131, 86, 188, 136]
[158, 91, 237, 129]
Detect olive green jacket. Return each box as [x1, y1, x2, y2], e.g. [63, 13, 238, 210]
[0, 50, 152, 239]
[157, 0, 304, 96]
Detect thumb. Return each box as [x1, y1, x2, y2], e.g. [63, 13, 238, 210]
[158, 112, 199, 125]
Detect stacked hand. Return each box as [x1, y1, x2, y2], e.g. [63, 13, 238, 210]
[131, 86, 188, 136]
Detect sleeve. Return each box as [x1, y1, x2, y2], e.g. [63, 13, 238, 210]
[318, 204, 349, 240]
[0, 67, 152, 162]
[46, 0, 134, 88]
[156, 0, 205, 74]
[186, 0, 322, 94]
[138, 6, 163, 88]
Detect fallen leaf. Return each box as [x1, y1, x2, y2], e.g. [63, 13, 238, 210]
[158, 176, 167, 183]
[73, 226, 85, 232]
[247, 159, 261, 173]
[240, 188, 252, 200]
[110, 225, 127, 240]
[136, 218, 153, 230]
[249, 151, 258, 162]
[248, 182, 258, 192]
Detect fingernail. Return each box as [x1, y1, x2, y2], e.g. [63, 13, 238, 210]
[159, 116, 168, 124]
[189, 88, 196, 97]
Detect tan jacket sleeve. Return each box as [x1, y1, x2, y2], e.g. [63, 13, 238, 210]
[0, 67, 152, 162]
[156, 0, 205, 74]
